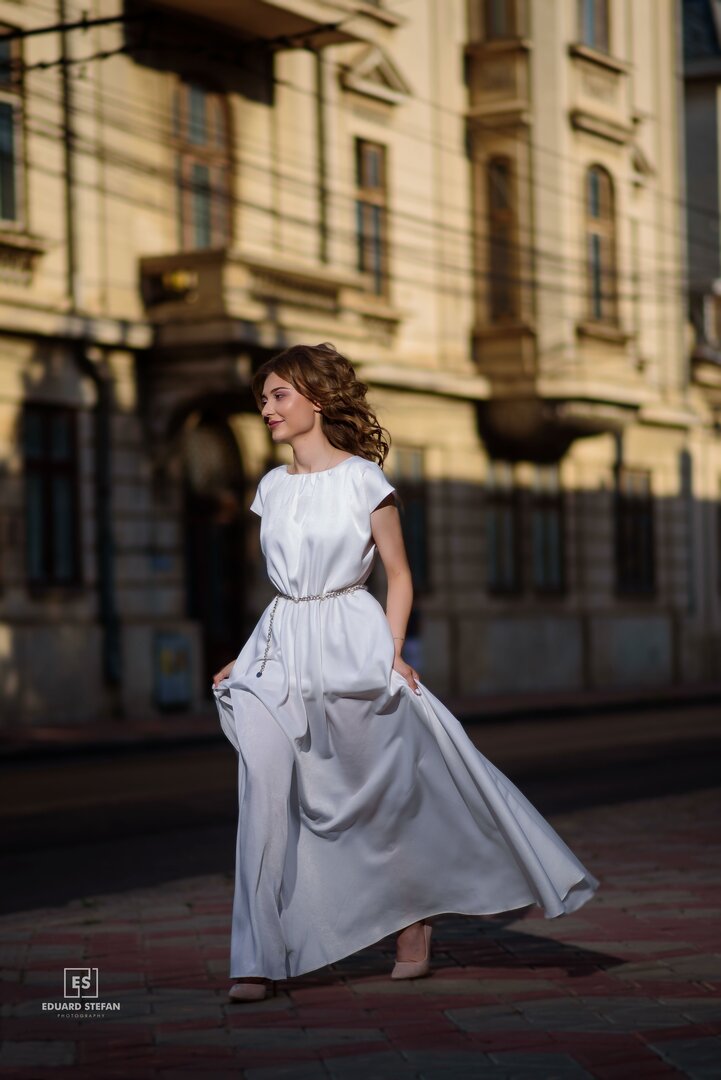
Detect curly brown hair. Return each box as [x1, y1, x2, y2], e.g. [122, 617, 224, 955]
[251, 343, 391, 467]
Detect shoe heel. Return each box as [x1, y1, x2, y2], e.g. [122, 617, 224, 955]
[390, 922, 433, 980]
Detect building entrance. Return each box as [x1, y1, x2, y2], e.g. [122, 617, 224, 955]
[181, 413, 248, 697]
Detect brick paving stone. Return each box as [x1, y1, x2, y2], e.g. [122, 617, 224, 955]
[322, 1050, 418, 1077]
[648, 1035, 721, 1076]
[244, 1066, 331, 1080]
[157, 1025, 388, 1048]
[2, 785, 720, 1076]
[0, 1040, 76, 1067]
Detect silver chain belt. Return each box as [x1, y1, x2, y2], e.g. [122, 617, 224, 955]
[256, 583, 368, 677]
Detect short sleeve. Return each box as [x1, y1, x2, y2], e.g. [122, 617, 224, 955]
[361, 460, 396, 514]
[249, 474, 266, 517]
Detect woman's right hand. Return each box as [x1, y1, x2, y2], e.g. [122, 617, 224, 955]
[212, 661, 235, 688]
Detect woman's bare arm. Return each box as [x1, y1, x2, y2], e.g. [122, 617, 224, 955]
[370, 497, 419, 690]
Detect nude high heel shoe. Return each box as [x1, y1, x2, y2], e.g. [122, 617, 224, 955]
[390, 921, 433, 980]
[228, 978, 277, 1002]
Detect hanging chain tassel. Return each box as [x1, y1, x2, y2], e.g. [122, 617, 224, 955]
[255, 583, 367, 677]
[256, 594, 281, 677]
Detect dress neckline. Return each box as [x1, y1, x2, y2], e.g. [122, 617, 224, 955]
[283, 455, 357, 478]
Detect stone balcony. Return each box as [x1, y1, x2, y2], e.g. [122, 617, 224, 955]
[137, 0, 401, 46]
[138, 247, 403, 355]
[471, 321, 653, 459]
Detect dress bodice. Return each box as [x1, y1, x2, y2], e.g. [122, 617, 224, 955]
[250, 455, 396, 597]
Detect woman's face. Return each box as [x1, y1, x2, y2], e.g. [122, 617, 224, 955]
[260, 374, 319, 443]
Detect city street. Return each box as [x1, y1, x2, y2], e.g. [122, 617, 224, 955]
[0, 706, 720, 1078]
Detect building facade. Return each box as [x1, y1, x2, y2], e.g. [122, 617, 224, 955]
[0, 0, 718, 729]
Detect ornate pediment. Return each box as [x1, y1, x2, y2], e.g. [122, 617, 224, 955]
[340, 45, 413, 106]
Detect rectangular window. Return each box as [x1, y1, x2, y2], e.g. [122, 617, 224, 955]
[486, 461, 521, 594]
[23, 404, 81, 587]
[589, 233, 603, 319]
[355, 138, 388, 296]
[585, 166, 617, 324]
[0, 25, 22, 225]
[174, 78, 231, 250]
[578, 0, 609, 52]
[190, 161, 212, 248]
[487, 158, 518, 321]
[615, 467, 654, 595]
[531, 464, 565, 593]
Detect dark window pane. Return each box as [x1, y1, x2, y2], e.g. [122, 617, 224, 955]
[50, 412, 72, 461]
[0, 100, 16, 220]
[486, 463, 520, 593]
[579, 0, 609, 51]
[51, 474, 75, 581]
[485, 0, 514, 40]
[487, 158, 517, 321]
[489, 160, 510, 212]
[355, 139, 388, 296]
[0, 38, 12, 85]
[23, 406, 79, 586]
[188, 84, 207, 145]
[23, 410, 43, 459]
[369, 205, 384, 292]
[531, 499, 564, 593]
[615, 468, 654, 593]
[589, 233, 602, 317]
[25, 472, 44, 580]
[191, 162, 211, 247]
[588, 167, 600, 217]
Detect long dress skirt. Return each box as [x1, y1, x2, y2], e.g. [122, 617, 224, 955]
[213, 454, 599, 979]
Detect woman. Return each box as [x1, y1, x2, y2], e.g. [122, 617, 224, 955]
[212, 342, 598, 1003]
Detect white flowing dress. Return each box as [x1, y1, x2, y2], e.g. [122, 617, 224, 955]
[213, 454, 598, 980]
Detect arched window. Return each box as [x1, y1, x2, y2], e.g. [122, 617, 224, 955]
[585, 165, 617, 323]
[172, 78, 232, 250]
[487, 156, 518, 321]
[578, 0, 609, 53]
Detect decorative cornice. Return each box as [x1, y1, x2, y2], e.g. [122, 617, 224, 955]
[568, 42, 630, 75]
[570, 109, 634, 145]
[339, 44, 413, 106]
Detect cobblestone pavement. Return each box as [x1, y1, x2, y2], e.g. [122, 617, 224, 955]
[1, 786, 719, 1079]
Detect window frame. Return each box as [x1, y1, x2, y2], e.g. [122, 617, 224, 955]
[0, 22, 25, 229]
[172, 76, 232, 251]
[487, 155, 519, 322]
[485, 461, 522, 596]
[483, 0, 517, 40]
[530, 464, 566, 595]
[22, 403, 82, 589]
[578, 0, 610, 54]
[355, 137, 389, 297]
[614, 465, 655, 597]
[585, 164, 618, 325]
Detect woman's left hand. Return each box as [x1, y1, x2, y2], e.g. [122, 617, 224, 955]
[393, 657, 422, 695]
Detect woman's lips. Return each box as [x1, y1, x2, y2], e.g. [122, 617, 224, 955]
[268, 421, 284, 428]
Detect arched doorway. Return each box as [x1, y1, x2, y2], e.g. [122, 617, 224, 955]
[181, 412, 247, 696]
